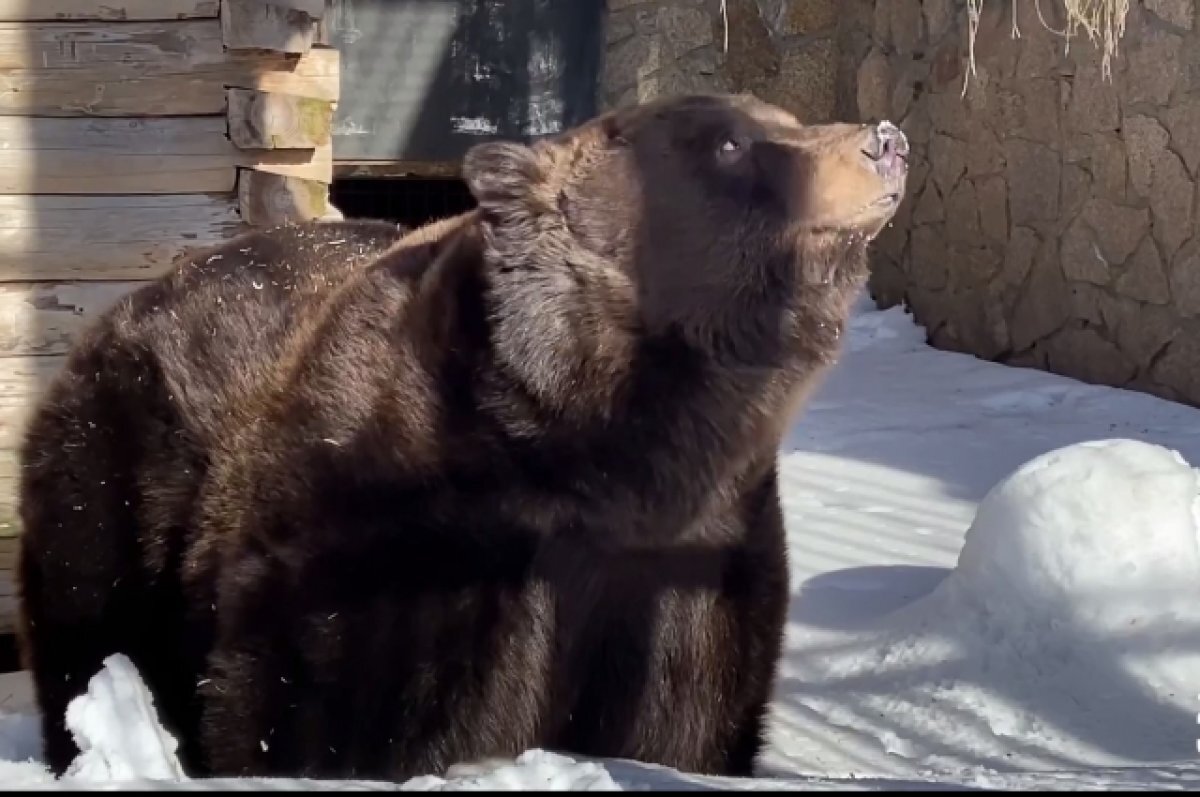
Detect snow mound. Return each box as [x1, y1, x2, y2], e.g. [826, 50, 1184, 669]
[63, 654, 187, 783]
[786, 439, 1200, 772]
[954, 438, 1200, 648]
[407, 751, 620, 791]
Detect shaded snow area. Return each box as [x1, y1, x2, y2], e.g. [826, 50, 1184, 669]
[4, 297, 1200, 790]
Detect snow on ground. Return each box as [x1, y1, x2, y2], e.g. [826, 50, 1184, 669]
[3, 297, 1200, 790]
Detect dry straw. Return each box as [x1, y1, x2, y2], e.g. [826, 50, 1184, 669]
[962, 0, 1131, 96]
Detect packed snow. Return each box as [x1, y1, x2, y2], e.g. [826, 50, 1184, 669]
[3, 296, 1200, 790]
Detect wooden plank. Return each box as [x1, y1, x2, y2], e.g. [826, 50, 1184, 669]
[0, 0, 218, 20]
[0, 117, 330, 194]
[228, 88, 333, 150]
[0, 357, 65, 455]
[334, 160, 462, 179]
[0, 449, 20, 539]
[0, 282, 143, 358]
[0, 195, 242, 282]
[0, 20, 338, 117]
[223, 0, 320, 53]
[238, 171, 332, 226]
[244, 141, 333, 182]
[0, 537, 16, 571]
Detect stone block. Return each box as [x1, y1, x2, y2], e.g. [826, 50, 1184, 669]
[1065, 64, 1119, 133]
[856, 47, 891, 122]
[1170, 238, 1200, 316]
[922, 0, 953, 41]
[912, 182, 944, 225]
[780, 0, 837, 35]
[1126, 29, 1182, 106]
[1145, 0, 1193, 31]
[964, 124, 1005, 178]
[1099, 295, 1179, 365]
[1005, 139, 1060, 224]
[975, 175, 1008, 243]
[1010, 237, 1069, 350]
[889, 0, 922, 55]
[1122, 114, 1169, 198]
[760, 38, 837, 122]
[1061, 218, 1111, 285]
[945, 180, 980, 243]
[1011, 79, 1061, 145]
[993, 225, 1039, 295]
[1163, 99, 1200, 176]
[929, 133, 967, 196]
[603, 33, 661, 95]
[1082, 198, 1151, 266]
[1151, 333, 1200, 400]
[1149, 149, 1194, 257]
[1115, 236, 1170, 304]
[1089, 134, 1127, 199]
[1060, 163, 1092, 221]
[910, 225, 950, 290]
[657, 6, 713, 59]
[1044, 326, 1137, 386]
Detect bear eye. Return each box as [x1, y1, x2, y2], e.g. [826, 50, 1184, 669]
[717, 135, 748, 163]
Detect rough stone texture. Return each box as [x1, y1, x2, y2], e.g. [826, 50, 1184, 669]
[599, 0, 841, 124]
[843, 0, 1200, 409]
[1146, 0, 1195, 30]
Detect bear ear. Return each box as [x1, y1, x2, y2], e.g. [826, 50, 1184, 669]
[461, 141, 546, 210]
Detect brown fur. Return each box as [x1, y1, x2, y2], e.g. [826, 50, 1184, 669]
[16, 93, 907, 780]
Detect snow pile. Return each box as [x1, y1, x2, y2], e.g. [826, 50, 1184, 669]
[62, 654, 188, 783]
[406, 752, 620, 791]
[781, 438, 1200, 773]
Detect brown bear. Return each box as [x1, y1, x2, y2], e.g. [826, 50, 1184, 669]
[16, 93, 908, 781]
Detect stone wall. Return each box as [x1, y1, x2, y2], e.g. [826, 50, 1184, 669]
[847, 0, 1200, 405]
[600, 0, 842, 123]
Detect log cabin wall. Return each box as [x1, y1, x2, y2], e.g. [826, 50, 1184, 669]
[0, 0, 341, 631]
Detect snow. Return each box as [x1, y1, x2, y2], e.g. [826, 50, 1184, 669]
[4, 296, 1200, 790]
[62, 655, 188, 783]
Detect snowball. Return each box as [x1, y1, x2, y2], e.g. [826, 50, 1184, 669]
[955, 438, 1200, 634]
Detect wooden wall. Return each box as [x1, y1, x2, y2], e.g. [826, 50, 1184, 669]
[0, 0, 342, 630]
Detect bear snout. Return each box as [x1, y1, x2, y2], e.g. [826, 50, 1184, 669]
[860, 121, 909, 183]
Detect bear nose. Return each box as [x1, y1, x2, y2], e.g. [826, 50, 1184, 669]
[861, 121, 909, 180]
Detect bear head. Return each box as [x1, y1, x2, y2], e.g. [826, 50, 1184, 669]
[460, 92, 908, 375]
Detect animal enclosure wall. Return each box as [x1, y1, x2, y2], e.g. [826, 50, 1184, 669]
[0, 0, 340, 631]
[849, 0, 1200, 406]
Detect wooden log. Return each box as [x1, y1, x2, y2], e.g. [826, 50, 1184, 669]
[228, 89, 333, 150]
[0, 282, 144, 358]
[0, 0, 218, 19]
[238, 171, 333, 227]
[265, 0, 327, 17]
[243, 141, 333, 183]
[0, 195, 242, 282]
[0, 117, 331, 195]
[222, 0, 320, 53]
[0, 20, 338, 117]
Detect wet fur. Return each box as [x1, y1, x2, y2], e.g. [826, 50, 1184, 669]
[16, 94, 903, 780]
